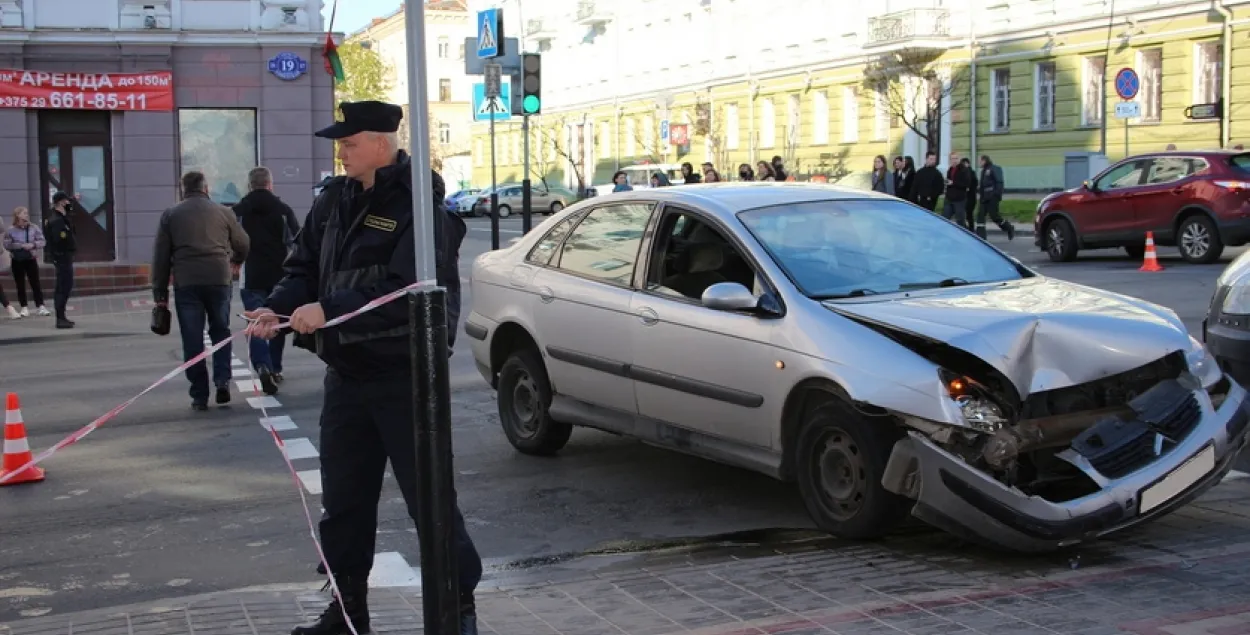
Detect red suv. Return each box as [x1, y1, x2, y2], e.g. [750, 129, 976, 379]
[1034, 150, 1250, 264]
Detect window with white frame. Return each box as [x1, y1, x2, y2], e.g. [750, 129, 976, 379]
[760, 98, 776, 149]
[812, 91, 829, 145]
[787, 94, 800, 149]
[725, 103, 740, 149]
[1035, 62, 1056, 129]
[1138, 48, 1162, 122]
[438, 37, 449, 58]
[599, 121, 611, 159]
[874, 82, 889, 140]
[626, 119, 637, 156]
[991, 67, 1010, 132]
[438, 123, 451, 145]
[1195, 41, 1222, 105]
[1083, 55, 1106, 126]
[842, 86, 859, 142]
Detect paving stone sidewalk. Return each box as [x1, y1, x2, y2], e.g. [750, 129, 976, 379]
[7, 476, 1250, 635]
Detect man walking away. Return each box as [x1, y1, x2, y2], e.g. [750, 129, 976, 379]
[942, 151, 971, 227]
[913, 152, 944, 212]
[44, 192, 77, 329]
[152, 171, 250, 411]
[234, 167, 298, 394]
[978, 154, 1015, 240]
[243, 101, 481, 635]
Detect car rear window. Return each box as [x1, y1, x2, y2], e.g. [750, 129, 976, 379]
[1229, 154, 1250, 173]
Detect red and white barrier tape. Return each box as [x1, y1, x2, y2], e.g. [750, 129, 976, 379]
[1, 278, 440, 635]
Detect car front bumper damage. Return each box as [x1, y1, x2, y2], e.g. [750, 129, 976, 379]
[883, 377, 1250, 552]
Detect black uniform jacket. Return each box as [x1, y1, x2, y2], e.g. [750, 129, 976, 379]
[265, 151, 467, 378]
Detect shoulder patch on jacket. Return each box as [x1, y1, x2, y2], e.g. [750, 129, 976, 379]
[363, 214, 397, 232]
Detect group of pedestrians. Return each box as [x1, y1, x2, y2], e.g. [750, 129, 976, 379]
[1, 193, 84, 328]
[871, 150, 1016, 240]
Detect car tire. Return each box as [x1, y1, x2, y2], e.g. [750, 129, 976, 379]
[549, 201, 564, 215]
[497, 348, 573, 456]
[1044, 217, 1078, 262]
[795, 400, 911, 540]
[1177, 214, 1224, 264]
[498, 204, 512, 218]
[473, 206, 485, 218]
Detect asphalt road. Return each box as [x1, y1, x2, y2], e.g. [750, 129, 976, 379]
[1, 215, 1246, 621]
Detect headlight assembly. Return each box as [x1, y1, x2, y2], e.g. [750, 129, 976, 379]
[939, 369, 1009, 433]
[1219, 254, 1250, 314]
[1186, 335, 1222, 389]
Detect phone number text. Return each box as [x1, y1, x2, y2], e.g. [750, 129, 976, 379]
[0, 91, 153, 110]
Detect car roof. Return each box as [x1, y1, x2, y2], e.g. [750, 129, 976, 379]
[1139, 149, 1248, 158]
[587, 182, 899, 220]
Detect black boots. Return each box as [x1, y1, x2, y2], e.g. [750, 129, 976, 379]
[292, 576, 370, 635]
[1002, 221, 1016, 241]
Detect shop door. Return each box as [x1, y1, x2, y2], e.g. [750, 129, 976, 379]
[38, 111, 116, 262]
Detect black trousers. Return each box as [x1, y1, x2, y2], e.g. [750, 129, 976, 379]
[318, 368, 483, 601]
[10, 258, 44, 307]
[53, 259, 73, 319]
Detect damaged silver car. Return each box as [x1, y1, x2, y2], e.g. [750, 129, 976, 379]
[463, 184, 1250, 552]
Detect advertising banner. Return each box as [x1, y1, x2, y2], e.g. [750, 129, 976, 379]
[0, 70, 174, 111]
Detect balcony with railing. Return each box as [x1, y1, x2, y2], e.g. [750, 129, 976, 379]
[865, 8, 952, 48]
[526, 17, 558, 42]
[575, 0, 612, 26]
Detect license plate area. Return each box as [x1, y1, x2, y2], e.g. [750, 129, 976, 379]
[1139, 444, 1216, 514]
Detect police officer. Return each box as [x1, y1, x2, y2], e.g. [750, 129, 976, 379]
[45, 191, 77, 329]
[243, 100, 479, 635]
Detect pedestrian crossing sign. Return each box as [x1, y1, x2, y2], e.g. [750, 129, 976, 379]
[472, 81, 512, 122]
[476, 8, 502, 59]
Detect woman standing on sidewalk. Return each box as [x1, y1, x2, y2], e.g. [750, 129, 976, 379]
[3, 206, 49, 318]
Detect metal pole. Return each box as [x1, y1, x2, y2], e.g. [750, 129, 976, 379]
[522, 113, 532, 234]
[402, 2, 458, 634]
[1125, 118, 1129, 157]
[490, 113, 499, 250]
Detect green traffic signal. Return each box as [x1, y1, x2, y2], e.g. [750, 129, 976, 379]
[523, 95, 540, 113]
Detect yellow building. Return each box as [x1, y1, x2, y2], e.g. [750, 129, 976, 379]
[470, 0, 1250, 194]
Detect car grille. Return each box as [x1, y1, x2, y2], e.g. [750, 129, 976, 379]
[1071, 380, 1202, 479]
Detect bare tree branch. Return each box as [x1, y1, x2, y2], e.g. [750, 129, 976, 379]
[535, 115, 586, 195]
[863, 49, 970, 156]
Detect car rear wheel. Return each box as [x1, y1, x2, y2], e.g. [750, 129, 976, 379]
[1044, 218, 1078, 262]
[1177, 214, 1224, 264]
[549, 201, 564, 215]
[498, 204, 512, 218]
[497, 348, 572, 456]
[795, 400, 910, 540]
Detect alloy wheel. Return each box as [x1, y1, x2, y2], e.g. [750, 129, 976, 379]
[1047, 226, 1065, 258]
[1181, 222, 1210, 260]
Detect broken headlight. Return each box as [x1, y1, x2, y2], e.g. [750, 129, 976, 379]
[1186, 335, 1222, 389]
[939, 369, 1009, 433]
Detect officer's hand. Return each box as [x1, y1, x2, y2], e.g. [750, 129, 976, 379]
[290, 302, 326, 335]
[244, 308, 280, 340]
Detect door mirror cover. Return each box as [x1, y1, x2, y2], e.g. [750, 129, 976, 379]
[702, 282, 759, 311]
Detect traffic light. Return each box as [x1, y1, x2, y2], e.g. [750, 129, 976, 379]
[521, 53, 541, 115]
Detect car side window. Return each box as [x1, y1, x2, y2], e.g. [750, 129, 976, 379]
[1146, 158, 1190, 185]
[646, 210, 763, 302]
[555, 203, 655, 285]
[526, 215, 579, 266]
[1097, 160, 1147, 190]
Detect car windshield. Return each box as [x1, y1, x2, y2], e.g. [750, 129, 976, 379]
[737, 199, 1027, 299]
[1228, 153, 1250, 173]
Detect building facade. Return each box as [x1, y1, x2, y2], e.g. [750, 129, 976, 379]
[351, 0, 474, 190]
[0, 0, 334, 295]
[469, 0, 1250, 194]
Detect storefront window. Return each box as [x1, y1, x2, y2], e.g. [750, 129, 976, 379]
[178, 109, 258, 206]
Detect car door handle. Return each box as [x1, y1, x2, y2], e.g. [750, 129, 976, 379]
[637, 307, 659, 325]
[537, 286, 555, 303]
[1171, 187, 1185, 195]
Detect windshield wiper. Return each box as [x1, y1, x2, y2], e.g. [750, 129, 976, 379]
[897, 277, 972, 290]
[815, 288, 880, 299]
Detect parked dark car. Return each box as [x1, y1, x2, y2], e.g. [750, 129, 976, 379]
[1205, 249, 1250, 386]
[1035, 150, 1250, 264]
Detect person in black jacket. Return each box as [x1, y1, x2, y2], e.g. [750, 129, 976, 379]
[942, 151, 972, 226]
[977, 154, 1016, 240]
[961, 158, 978, 231]
[44, 192, 77, 329]
[243, 101, 477, 635]
[892, 156, 915, 203]
[234, 166, 300, 394]
[913, 152, 944, 211]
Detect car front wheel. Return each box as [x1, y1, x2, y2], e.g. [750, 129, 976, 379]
[549, 201, 564, 215]
[795, 400, 911, 540]
[497, 348, 572, 456]
[1178, 214, 1224, 264]
[1044, 218, 1078, 262]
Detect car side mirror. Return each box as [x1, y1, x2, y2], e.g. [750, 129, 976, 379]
[1083, 180, 1097, 192]
[702, 282, 760, 312]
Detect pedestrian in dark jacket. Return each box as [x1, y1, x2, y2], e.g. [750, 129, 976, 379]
[242, 100, 479, 635]
[962, 158, 978, 231]
[892, 156, 915, 203]
[913, 152, 945, 211]
[680, 162, 702, 184]
[977, 154, 1016, 240]
[233, 166, 300, 394]
[44, 192, 77, 328]
[152, 171, 250, 410]
[942, 151, 972, 226]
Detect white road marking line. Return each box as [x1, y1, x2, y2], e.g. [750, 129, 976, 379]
[232, 368, 252, 378]
[247, 396, 282, 409]
[297, 470, 323, 495]
[232, 358, 245, 367]
[369, 552, 421, 588]
[1224, 470, 1250, 481]
[236, 379, 264, 393]
[281, 438, 319, 461]
[260, 415, 298, 432]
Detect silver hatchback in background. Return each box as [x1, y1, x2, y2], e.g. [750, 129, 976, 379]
[471, 183, 577, 218]
[463, 183, 1250, 552]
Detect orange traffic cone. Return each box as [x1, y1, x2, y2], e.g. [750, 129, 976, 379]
[1140, 232, 1164, 272]
[1, 393, 45, 486]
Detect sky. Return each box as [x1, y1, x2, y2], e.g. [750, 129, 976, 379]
[322, 0, 404, 36]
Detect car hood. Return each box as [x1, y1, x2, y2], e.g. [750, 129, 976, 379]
[823, 277, 1191, 398]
